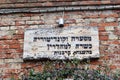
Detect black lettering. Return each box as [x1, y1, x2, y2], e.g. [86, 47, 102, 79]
[71, 36, 75, 41]
[33, 37, 37, 42]
[89, 44, 92, 49]
[73, 51, 92, 55]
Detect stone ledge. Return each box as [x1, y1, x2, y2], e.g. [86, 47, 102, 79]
[0, 5, 120, 14]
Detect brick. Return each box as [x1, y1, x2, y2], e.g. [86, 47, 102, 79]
[0, 26, 9, 31]
[0, 64, 10, 68]
[14, 3, 26, 8]
[118, 18, 120, 21]
[101, 55, 109, 60]
[0, 31, 9, 37]
[0, 41, 4, 45]
[118, 36, 120, 40]
[21, 17, 30, 20]
[10, 26, 17, 30]
[114, 60, 120, 64]
[9, 44, 20, 49]
[26, 20, 44, 25]
[100, 13, 119, 18]
[4, 59, 23, 63]
[87, 15, 99, 18]
[2, 49, 17, 54]
[99, 32, 109, 36]
[101, 1, 111, 4]
[100, 45, 109, 50]
[15, 30, 24, 34]
[0, 35, 12, 40]
[0, 20, 15, 26]
[4, 40, 19, 45]
[105, 17, 116, 22]
[98, 22, 118, 27]
[99, 35, 109, 41]
[105, 26, 114, 31]
[109, 13, 119, 18]
[76, 19, 85, 23]
[5, 49, 22, 53]
[112, 40, 120, 44]
[45, 19, 55, 24]
[2, 74, 13, 79]
[10, 63, 21, 69]
[37, 0, 47, 2]
[3, 69, 22, 74]
[31, 16, 40, 20]
[0, 69, 2, 74]
[65, 19, 76, 24]
[5, 59, 16, 63]
[0, 45, 9, 49]
[15, 21, 25, 26]
[28, 0, 37, 2]
[21, 63, 36, 68]
[100, 41, 109, 45]
[108, 44, 120, 54]
[0, 53, 20, 59]
[90, 18, 103, 23]
[13, 34, 24, 39]
[104, 40, 120, 45]
[16, 0, 27, 3]
[98, 26, 105, 31]
[0, 59, 4, 64]
[0, 0, 7, 3]
[89, 23, 98, 27]
[29, 25, 39, 29]
[114, 27, 120, 36]
[23, 13, 33, 17]
[70, 15, 82, 19]
[109, 34, 118, 40]
[64, 23, 69, 27]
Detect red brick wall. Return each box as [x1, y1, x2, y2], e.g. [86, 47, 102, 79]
[0, 0, 120, 80]
[0, 0, 120, 8]
[0, 10, 120, 80]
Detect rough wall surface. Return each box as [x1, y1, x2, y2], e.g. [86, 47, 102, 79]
[0, 0, 120, 8]
[0, 0, 120, 80]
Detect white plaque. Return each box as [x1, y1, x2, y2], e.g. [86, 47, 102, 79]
[23, 26, 99, 60]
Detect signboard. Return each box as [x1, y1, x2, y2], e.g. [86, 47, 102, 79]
[23, 26, 99, 60]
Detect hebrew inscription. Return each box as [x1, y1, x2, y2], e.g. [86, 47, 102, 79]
[23, 26, 99, 60]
